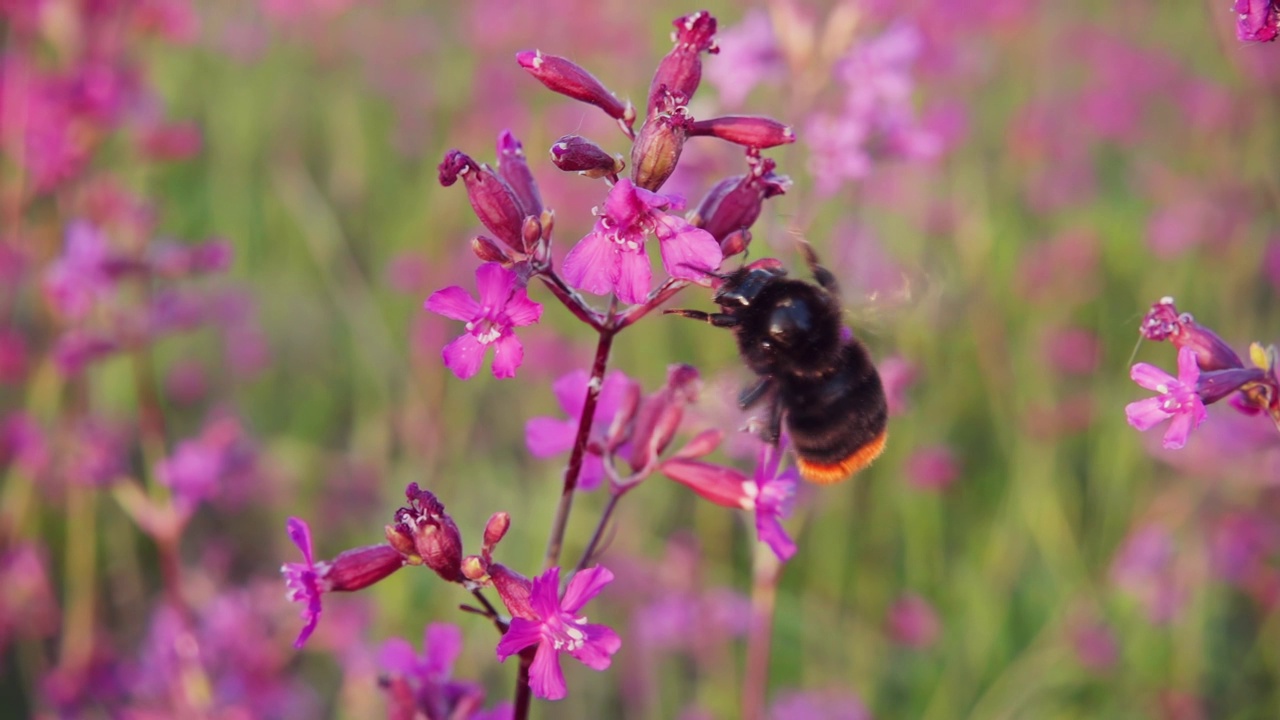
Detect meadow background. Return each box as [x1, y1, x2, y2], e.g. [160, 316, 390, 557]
[2, 0, 1279, 718]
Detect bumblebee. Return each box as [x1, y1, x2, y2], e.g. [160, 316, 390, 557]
[666, 244, 887, 483]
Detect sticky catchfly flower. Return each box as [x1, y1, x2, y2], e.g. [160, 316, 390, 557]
[1125, 346, 1208, 450]
[561, 179, 722, 305]
[425, 262, 543, 379]
[495, 565, 621, 701]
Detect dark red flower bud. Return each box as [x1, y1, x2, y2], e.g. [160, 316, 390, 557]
[631, 101, 691, 192]
[689, 158, 791, 242]
[647, 11, 719, 116]
[438, 150, 526, 250]
[550, 134, 624, 178]
[516, 50, 636, 131]
[1140, 297, 1243, 371]
[393, 483, 465, 583]
[482, 512, 510, 562]
[496, 130, 543, 217]
[688, 116, 796, 149]
[719, 229, 750, 257]
[489, 563, 535, 620]
[323, 544, 406, 591]
[471, 235, 513, 265]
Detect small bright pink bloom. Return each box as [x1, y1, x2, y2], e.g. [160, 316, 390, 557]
[1124, 347, 1208, 450]
[281, 517, 324, 648]
[1235, 0, 1280, 42]
[525, 370, 639, 491]
[495, 566, 621, 701]
[424, 263, 542, 380]
[561, 179, 722, 305]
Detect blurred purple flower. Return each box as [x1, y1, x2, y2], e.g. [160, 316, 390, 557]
[1069, 616, 1118, 671]
[769, 689, 873, 720]
[1, 412, 49, 477]
[155, 416, 257, 510]
[1110, 524, 1186, 625]
[905, 445, 959, 492]
[61, 417, 126, 487]
[886, 593, 940, 649]
[704, 10, 785, 108]
[1043, 327, 1101, 376]
[425, 262, 542, 379]
[43, 220, 118, 320]
[561, 178, 722, 305]
[495, 565, 621, 701]
[525, 369, 640, 491]
[1125, 347, 1208, 450]
[51, 330, 118, 377]
[0, 543, 59, 653]
[0, 327, 27, 384]
[380, 623, 486, 720]
[1235, 0, 1280, 42]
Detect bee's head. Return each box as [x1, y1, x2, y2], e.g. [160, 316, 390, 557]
[713, 258, 786, 307]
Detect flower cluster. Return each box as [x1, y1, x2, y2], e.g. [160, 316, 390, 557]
[1125, 297, 1280, 449]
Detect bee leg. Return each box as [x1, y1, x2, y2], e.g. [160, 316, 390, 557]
[663, 309, 739, 328]
[761, 396, 785, 445]
[738, 376, 775, 409]
[797, 239, 841, 297]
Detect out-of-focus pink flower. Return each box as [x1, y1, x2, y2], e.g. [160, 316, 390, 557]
[704, 10, 785, 108]
[380, 623, 485, 720]
[525, 369, 640, 491]
[52, 330, 118, 377]
[904, 445, 959, 492]
[138, 120, 202, 161]
[878, 356, 917, 416]
[769, 689, 873, 720]
[1209, 512, 1279, 584]
[886, 593, 940, 649]
[424, 262, 542, 380]
[60, 417, 126, 487]
[134, 0, 202, 44]
[0, 543, 59, 653]
[561, 179, 722, 305]
[1069, 616, 1118, 671]
[164, 360, 208, 404]
[43, 221, 119, 320]
[495, 565, 621, 701]
[0, 327, 28, 384]
[1110, 524, 1186, 625]
[1125, 347, 1208, 450]
[155, 416, 257, 510]
[1042, 327, 1101, 376]
[149, 238, 232, 277]
[1235, 0, 1280, 42]
[1, 412, 49, 477]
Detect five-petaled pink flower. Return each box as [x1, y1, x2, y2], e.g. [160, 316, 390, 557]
[525, 370, 639, 491]
[561, 179, 722, 305]
[495, 565, 621, 701]
[425, 263, 543, 380]
[1125, 346, 1208, 450]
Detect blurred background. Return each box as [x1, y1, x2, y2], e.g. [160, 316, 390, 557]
[1, 0, 1279, 718]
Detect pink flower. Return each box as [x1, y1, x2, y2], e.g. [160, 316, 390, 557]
[886, 593, 940, 649]
[42, 221, 118, 320]
[1235, 0, 1280, 42]
[281, 517, 324, 648]
[1124, 347, 1208, 450]
[495, 565, 621, 701]
[561, 179, 722, 305]
[424, 263, 542, 379]
[525, 370, 639, 491]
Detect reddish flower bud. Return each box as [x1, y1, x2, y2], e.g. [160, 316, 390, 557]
[482, 512, 510, 561]
[324, 544, 407, 591]
[496, 130, 543, 217]
[471, 235, 513, 265]
[1196, 367, 1269, 405]
[489, 563, 535, 620]
[647, 11, 719, 116]
[516, 50, 636, 130]
[630, 102, 691, 192]
[661, 458, 749, 509]
[1140, 297, 1243, 371]
[550, 134, 624, 178]
[719, 229, 750, 257]
[438, 150, 526, 251]
[393, 483, 465, 583]
[384, 523, 417, 559]
[672, 428, 723, 460]
[629, 364, 701, 471]
[688, 116, 796, 149]
[689, 158, 791, 242]
[461, 555, 488, 582]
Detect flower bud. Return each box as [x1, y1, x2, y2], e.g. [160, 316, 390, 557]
[489, 563, 535, 620]
[482, 512, 510, 560]
[516, 50, 636, 130]
[393, 483, 465, 583]
[1196, 367, 1269, 405]
[688, 116, 796, 149]
[550, 134, 624, 178]
[647, 11, 719, 116]
[471, 235, 513, 265]
[461, 555, 488, 582]
[689, 158, 791, 242]
[496, 130, 543, 217]
[438, 150, 526, 251]
[629, 364, 701, 470]
[719, 229, 750, 258]
[630, 103, 691, 192]
[384, 523, 418, 559]
[672, 428, 723, 460]
[323, 544, 407, 591]
[1139, 297, 1242, 371]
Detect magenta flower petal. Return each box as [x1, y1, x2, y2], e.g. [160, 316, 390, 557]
[568, 624, 621, 670]
[379, 637, 419, 675]
[561, 231, 617, 296]
[423, 623, 463, 677]
[614, 247, 653, 305]
[1129, 362, 1176, 392]
[756, 513, 797, 562]
[442, 334, 487, 379]
[525, 417, 577, 457]
[562, 566, 614, 613]
[495, 617, 544, 660]
[654, 216, 722, 279]
[281, 516, 324, 648]
[530, 566, 562, 619]
[1125, 397, 1170, 431]
[489, 332, 524, 379]
[287, 516, 314, 565]
[529, 642, 568, 701]
[423, 285, 479, 321]
[476, 261, 517, 308]
[505, 291, 543, 327]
